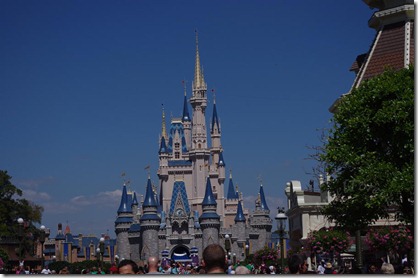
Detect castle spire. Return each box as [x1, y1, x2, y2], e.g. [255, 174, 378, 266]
[117, 183, 132, 213]
[193, 30, 206, 91]
[143, 177, 158, 207]
[227, 170, 236, 200]
[211, 90, 221, 133]
[259, 183, 270, 211]
[234, 200, 246, 222]
[161, 104, 168, 139]
[182, 81, 190, 122]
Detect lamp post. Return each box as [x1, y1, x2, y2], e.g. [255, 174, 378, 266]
[233, 253, 236, 265]
[17, 218, 24, 262]
[99, 237, 105, 267]
[115, 254, 119, 266]
[39, 225, 46, 269]
[224, 234, 231, 263]
[275, 207, 287, 274]
[245, 244, 249, 258]
[96, 247, 101, 264]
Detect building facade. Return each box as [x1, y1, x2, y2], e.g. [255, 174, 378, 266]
[115, 33, 273, 264]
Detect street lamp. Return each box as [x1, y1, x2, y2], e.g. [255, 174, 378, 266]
[275, 207, 287, 274]
[17, 218, 24, 262]
[115, 254, 119, 266]
[224, 234, 231, 263]
[99, 237, 105, 267]
[245, 244, 249, 258]
[39, 225, 46, 268]
[233, 253, 236, 265]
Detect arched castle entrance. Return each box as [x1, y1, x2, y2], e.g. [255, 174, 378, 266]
[171, 245, 191, 263]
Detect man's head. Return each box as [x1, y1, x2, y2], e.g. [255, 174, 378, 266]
[288, 254, 307, 274]
[202, 244, 226, 273]
[118, 259, 139, 274]
[147, 256, 159, 272]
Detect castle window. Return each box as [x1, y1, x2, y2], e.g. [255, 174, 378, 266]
[175, 143, 180, 150]
[175, 152, 180, 159]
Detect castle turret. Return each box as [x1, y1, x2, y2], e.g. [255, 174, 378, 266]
[199, 177, 220, 248]
[140, 176, 161, 260]
[249, 183, 272, 252]
[234, 200, 247, 262]
[115, 184, 133, 260]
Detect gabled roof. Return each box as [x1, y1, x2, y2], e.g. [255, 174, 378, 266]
[169, 181, 191, 216]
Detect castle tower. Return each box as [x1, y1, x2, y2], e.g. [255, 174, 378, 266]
[128, 192, 141, 262]
[199, 177, 220, 249]
[188, 31, 211, 213]
[234, 200, 246, 262]
[140, 176, 161, 260]
[249, 183, 273, 252]
[115, 184, 133, 260]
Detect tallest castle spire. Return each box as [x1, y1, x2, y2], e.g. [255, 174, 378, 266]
[193, 30, 207, 91]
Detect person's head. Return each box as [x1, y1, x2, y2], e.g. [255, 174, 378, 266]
[118, 259, 139, 274]
[288, 254, 307, 274]
[235, 265, 251, 274]
[368, 263, 377, 273]
[380, 263, 395, 274]
[324, 262, 333, 274]
[147, 256, 159, 272]
[202, 244, 226, 273]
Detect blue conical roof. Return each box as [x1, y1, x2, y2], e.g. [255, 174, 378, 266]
[117, 185, 132, 213]
[132, 192, 138, 206]
[259, 184, 270, 211]
[218, 151, 225, 167]
[143, 177, 158, 207]
[211, 102, 220, 133]
[182, 95, 190, 121]
[202, 177, 217, 206]
[159, 136, 168, 154]
[227, 176, 237, 199]
[234, 201, 246, 222]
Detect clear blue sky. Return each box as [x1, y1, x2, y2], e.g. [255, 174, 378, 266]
[1, 1, 376, 238]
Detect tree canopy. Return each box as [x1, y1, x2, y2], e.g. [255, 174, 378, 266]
[319, 66, 414, 230]
[0, 170, 44, 258]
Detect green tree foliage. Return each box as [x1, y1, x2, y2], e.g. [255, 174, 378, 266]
[0, 170, 44, 257]
[319, 67, 414, 230]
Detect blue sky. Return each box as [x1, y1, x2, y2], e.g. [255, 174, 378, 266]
[1, 1, 376, 238]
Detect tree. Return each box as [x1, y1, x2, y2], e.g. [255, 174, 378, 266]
[0, 170, 44, 258]
[318, 66, 414, 230]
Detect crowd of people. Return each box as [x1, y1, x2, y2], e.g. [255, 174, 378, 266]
[10, 244, 415, 275]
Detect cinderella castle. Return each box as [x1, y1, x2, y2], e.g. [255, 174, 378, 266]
[115, 33, 273, 264]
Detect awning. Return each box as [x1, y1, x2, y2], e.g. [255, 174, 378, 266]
[172, 252, 191, 262]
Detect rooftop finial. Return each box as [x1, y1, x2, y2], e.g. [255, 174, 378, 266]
[161, 104, 168, 139]
[182, 80, 187, 96]
[193, 29, 206, 90]
[212, 89, 216, 104]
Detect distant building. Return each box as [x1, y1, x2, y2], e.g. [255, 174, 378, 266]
[44, 223, 116, 265]
[330, 0, 414, 112]
[287, 0, 414, 271]
[114, 32, 274, 264]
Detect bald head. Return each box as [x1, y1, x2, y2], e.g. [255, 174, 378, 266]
[147, 256, 159, 272]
